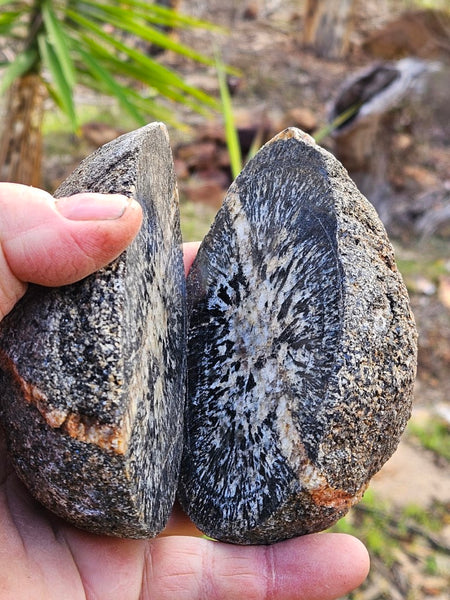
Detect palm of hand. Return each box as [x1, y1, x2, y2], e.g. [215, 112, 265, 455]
[0, 436, 148, 599]
[0, 434, 276, 600]
[0, 436, 371, 600]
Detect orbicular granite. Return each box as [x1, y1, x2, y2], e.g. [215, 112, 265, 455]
[0, 123, 186, 537]
[0, 123, 417, 544]
[178, 127, 418, 545]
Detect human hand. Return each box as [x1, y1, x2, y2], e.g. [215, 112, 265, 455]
[0, 183, 369, 599]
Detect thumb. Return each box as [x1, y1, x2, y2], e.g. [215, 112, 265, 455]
[0, 183, 142, 319]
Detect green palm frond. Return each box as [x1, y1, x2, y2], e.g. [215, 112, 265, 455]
[38, 33, 77, 127]
[0, 48, 39, 95]
[216, 50, 242, 179]
[78, 47, 146, 126]
[42, 1, 76, 88]
[66, 8, 218, 106]
[0, 0, 224, 129]
[0, 10, 21, 35]
[111, 0, 222, 30]
[74, 0, 218, 66]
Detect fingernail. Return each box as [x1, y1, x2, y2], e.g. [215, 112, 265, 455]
[56, 193, 131, 221]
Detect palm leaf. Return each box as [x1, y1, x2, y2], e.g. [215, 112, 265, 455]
[313, 103, 362, 143]
[78, 48, 146, 125]
[121, 88, 189, 129]
[73, 1, 216, 68]
[77, 0, 222, 31]
[113, 85, 189, 130]
[66, 8, 219, 109]
[1, 0, 230, 137]
[0, 48, 38, 95]
[75, 0, 238, 76]
[79, 33, 214, 116]
[216, 51, 242, 179]
[37, 34, 77, 128]
[0, 10, 22, 32]
[42, 0, 76, 88]
[0, 0, 24, 6]
[75, 67, 184, 129]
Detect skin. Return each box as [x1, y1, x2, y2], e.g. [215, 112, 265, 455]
[0, 183, 370, 600]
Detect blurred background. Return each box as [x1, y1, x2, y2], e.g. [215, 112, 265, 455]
[1, 1, 449, 598]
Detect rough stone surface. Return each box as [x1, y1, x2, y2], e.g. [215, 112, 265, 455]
[178, 127, 418, 545]
[0, 122, 186, 538]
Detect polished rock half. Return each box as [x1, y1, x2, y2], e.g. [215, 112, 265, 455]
[178, 128, 417, 545]
[0, 123, 186, 538]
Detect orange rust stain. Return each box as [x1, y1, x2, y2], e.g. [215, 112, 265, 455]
[64, 414, 127, 455]
[310, 481, 367, 510]
[0, 348, 127, 454]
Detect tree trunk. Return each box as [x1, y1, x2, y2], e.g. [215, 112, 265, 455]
[302, 0, 356, 59]
[0, 73, 46, 187]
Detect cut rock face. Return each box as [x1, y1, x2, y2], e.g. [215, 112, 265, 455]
[0, 124, 417, 544]
[0, 123, 186, 538]
[178, 128, 417, 545]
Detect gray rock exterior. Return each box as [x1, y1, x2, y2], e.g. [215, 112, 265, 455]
[178, 128, 417, 544]
[0, 123, 186, 538]
[0, 124, 417, 544]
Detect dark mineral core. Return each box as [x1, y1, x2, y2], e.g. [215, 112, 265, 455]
[178, 127, 418, 545]
[0, 123, 187, 538]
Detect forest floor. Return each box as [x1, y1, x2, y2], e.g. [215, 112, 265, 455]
[41, 1, 449, 598]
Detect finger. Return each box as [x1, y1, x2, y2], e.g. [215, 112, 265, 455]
[0, 184, 142, 285]
[0, 184, 142, 318]
[158, 501, 203, 538]
[182, 241, 201, 276]
[143, 533, 370, 600]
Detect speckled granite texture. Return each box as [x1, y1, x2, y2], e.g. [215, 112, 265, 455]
[0, 123, 187, 538]
[178, 128, 417, 545]
[0, 125, 417, 544]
